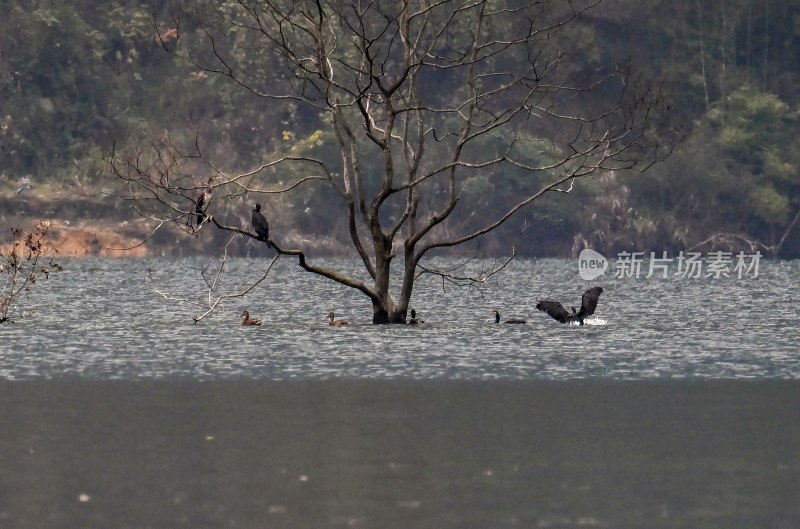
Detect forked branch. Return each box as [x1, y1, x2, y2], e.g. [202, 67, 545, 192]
[149, 233, 280, 322]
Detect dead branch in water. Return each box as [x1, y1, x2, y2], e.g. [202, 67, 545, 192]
[1, 221, 62, 323]
[149, 232, 279, 323]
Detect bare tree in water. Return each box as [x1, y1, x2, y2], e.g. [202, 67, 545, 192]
[108, 0, 675, 323]
[1, 222, 62, 323]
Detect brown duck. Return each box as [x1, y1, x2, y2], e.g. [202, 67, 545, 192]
[241, 310, 262, 326]
[328, 312, 348, 326]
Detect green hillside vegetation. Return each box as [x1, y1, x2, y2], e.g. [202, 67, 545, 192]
[1, 0, 798, 257]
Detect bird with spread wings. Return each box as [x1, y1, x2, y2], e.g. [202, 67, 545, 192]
[536, 286, 603, 326]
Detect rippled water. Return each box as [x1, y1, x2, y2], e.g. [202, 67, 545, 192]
[2, 257, 799, 380]
[3, 257, 800, 528]
[2, 379, 799, 529]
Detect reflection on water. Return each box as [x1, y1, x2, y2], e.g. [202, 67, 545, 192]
[1, 257, 800, 379]
[2, 258, 799, 528]
[1, 380, 798, 529]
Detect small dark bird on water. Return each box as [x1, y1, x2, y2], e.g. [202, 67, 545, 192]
[494, 310, 526, 324]
[251, 203, 271, 246]
[536, 286, 603, 325]
[408, 309, 425, 325]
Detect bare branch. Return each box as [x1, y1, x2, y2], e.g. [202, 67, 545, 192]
[209, 216, 379, 302]
[104, 219, 171, 252]
[689, 207, 800, 257]
[149, 232, 280, 323]
[415, 246, 517, 289]
[688, 233, 770, 254]
[1, 222, 62, 323]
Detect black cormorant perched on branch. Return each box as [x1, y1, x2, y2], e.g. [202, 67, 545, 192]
[251, 203, 271, 246]
[536, 286, 603, 326]
[194, 186, 211, 226]
[493, 310, 526, 324]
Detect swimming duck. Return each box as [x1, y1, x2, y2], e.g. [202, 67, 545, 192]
[408, 309, 425, 325]
[494, 310, 526, 324]
[241, 310, 262, 326]
[328, 312, 348, 326]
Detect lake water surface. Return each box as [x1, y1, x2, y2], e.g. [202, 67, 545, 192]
[1, 257, 799, 528]
[3, 257, 800, 379]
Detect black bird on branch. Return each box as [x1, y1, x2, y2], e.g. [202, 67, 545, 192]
[251, 203, 271, 247]
[536, 286, 603, 326]
[194, 187, 211, 226]
[193, 177, 215, 227]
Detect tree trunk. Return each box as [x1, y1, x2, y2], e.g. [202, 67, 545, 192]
[371, 299, 407, 324]
[371, 303, 390, 324]
[370, 248, 410, 324]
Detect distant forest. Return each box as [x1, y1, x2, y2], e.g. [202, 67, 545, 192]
[1, 0, 799, 257]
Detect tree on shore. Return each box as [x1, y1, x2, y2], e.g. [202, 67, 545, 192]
[108, 0, 674, 323]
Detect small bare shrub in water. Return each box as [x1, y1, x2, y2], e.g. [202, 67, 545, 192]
[1, 221, 62, 323]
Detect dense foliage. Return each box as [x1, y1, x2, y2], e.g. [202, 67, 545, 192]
[1, 0, 798, 257]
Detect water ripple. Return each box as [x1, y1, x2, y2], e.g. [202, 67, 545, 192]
[1, 257, 799, 380]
